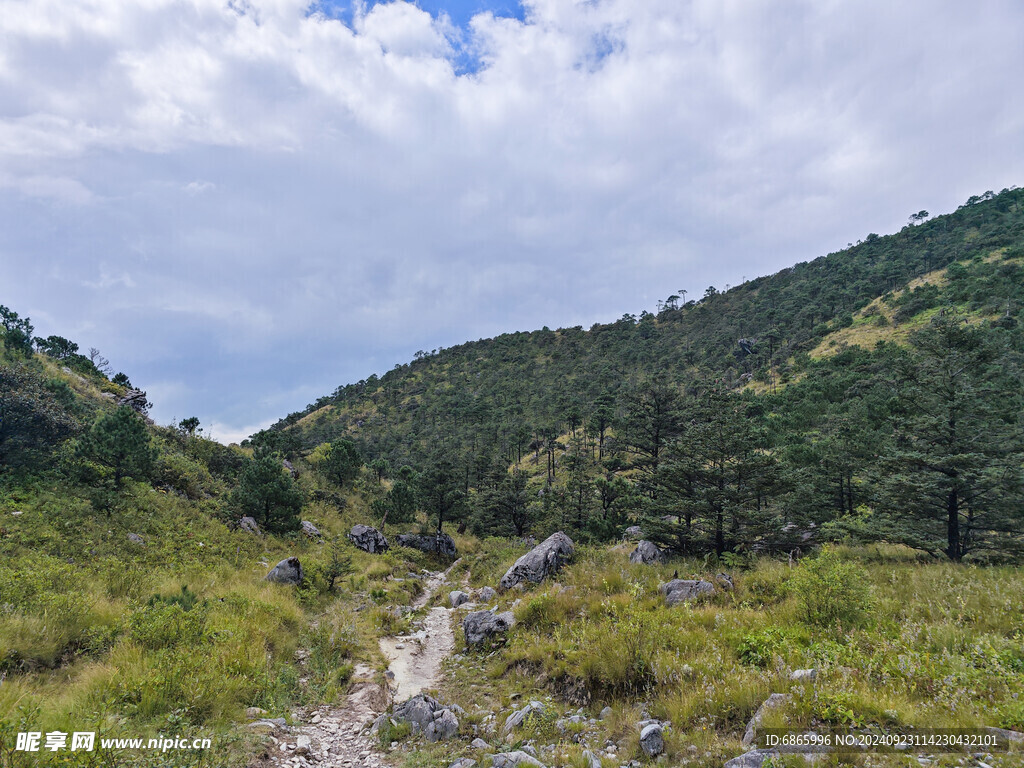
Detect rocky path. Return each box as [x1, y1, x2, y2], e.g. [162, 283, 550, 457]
[254, 563, 460, 768]
[378, 565, 459, 702]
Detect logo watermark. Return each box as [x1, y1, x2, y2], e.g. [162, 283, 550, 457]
[15, 731, 210, 753]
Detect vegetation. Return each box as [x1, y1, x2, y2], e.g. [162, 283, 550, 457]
[1, 187, 1023, 766]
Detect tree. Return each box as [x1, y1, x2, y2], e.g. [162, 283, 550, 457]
[81, 406, 156, 488]
[876, 316, 1023, 560]
[417, 454, 466, 533]
[321, 438, 362, 488]
[591, 472, 636, 541]
[618, 380, 683, 474]
[179, 417, 201, 436]
[232, 446, 303, 533]
[475, 465, 533, 537]
[645, 387, 778, 555]
[34, 335, 78, 360]
[369, 457, 391, 484]
[371, 469, 418, 528]
[0, 305, 34, 357]
[0, 364, 79, 468]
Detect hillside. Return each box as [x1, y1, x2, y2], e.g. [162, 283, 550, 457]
[2, 187, 1023, 768]
[270, 188, 1024, 469]
[263, 187, 1024, 563]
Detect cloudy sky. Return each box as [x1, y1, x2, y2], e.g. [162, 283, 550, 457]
[1, 0, 1022, 442]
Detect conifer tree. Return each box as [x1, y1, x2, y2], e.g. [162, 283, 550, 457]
[877, 315, 1023, 560]
[82, 406, 156, 488]
[232, 446, 303, 533]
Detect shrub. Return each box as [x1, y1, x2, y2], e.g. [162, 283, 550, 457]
[736, 628, 790, 668]
[128, 602, 207, 650]
[789, 547, 873, 627]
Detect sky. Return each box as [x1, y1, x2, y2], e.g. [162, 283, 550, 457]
[1, 0, 1022, 444]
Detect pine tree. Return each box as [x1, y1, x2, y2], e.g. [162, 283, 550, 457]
[82, 406, 156, 488]
[877, 315, 1023, 560]
[645, 386, 779, 555]
[232, 446, 303, 533]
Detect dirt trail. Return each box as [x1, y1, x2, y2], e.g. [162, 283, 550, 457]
[254, 562, 459, 768]
[378, 565, 459, 702]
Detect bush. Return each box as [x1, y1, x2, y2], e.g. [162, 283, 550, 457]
[789, 547, 873, 627]
[736, 628, 790, 668]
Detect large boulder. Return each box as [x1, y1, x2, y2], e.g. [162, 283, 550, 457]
[478, 586, 497, 603]
[629, 540, 664, 565]
[450, 590, 471, 608]
[425, 708, 460, 742]
[300, 520, 322, 540]
[396, 532, 457, 559]
[487, 752, 545, 768]
[463, 610, 515, 647]
[659, 578, 715, 606]
[503, 700, 545, 735]
[639, 723, 664, 756]
[239, 516, 262, 535]
[623, 525, 644, 540]
[741, 693, 791, 746]
[265, 557, 303, 585]
[724, 750, 782, 768]
[394, 693, 441, 732]
[348, 524, 389, 554]
[499, 532, 574, 591]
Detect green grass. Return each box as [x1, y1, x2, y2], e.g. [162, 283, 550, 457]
[429, 542, 1024, 768]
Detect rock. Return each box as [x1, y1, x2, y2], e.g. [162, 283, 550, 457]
[294, 735, 311, 755]
[724, 750, 782, 768]
[282, 459, 298, 478]
[789, 668, 818, 682]
[499, 532, 575, 591]
[478, 586, 498, 603]
[347, 524, 389, 554]
[240, 516, 262, 535]
[741, 693, 791, 747]
[127, 533, 145, 546]
[629, 540, 664, 565]
[471, 738, 492, 750]
[599, 706, 613, 720]
[463, 610, 515, 647]
[425, 709, 460, 742]
[397, 532, 458, 558]
[245, 707, 268, 718]
[265, 557, 304, 585]
[716, 572, 734, 591]
[118, 389, 151, 417]
[503, 700, 545, 735]
[659, 578, 715, 606]
[394, 693, 442, 732]
[370, 713, 394, 733]
[983, 726, 1024, 744]
[450, 760, 478, 768]
[520, 745, 538, 757]
[487, 751, 545, 768]
[581, 749, 602, 768]
[623, 525, 644, 540]
[450, 590, 471, 608]
[300, 520, 322, 540]
[639, 723, 664, 756]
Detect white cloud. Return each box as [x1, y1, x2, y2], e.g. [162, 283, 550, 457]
[0, 0, 1022, 437]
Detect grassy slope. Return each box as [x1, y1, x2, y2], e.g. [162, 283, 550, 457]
[0, 365, 457, 767]
[386, 543, 1024, 768]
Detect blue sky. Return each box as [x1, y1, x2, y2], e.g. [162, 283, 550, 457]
[325, 0, 526, 28]
[1, 0, 1022, 443]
